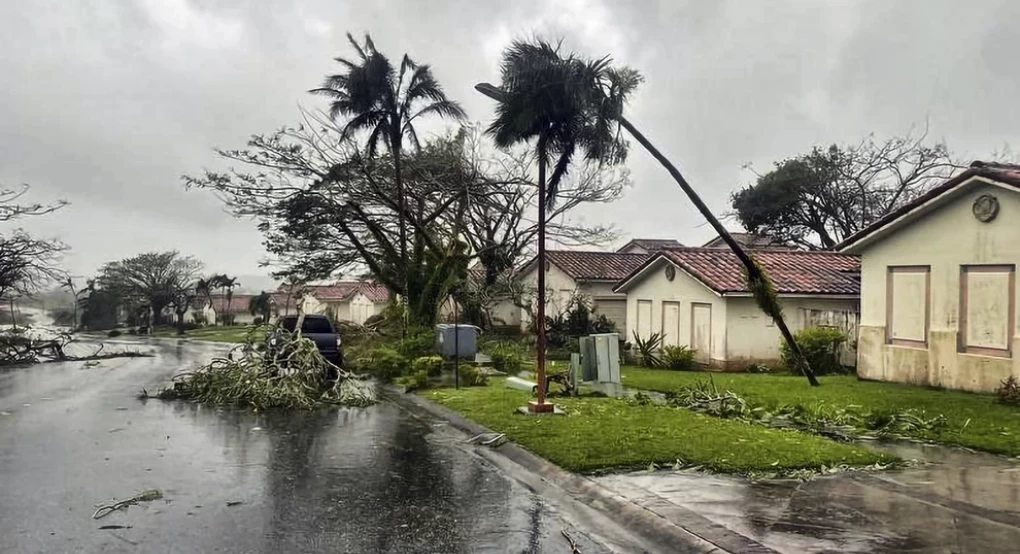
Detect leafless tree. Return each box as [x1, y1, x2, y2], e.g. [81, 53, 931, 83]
[0, 186, 68, 316]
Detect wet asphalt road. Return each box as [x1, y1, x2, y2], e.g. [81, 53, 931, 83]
[0, 339, 610, 554]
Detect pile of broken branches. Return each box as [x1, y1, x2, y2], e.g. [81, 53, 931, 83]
[0, 327, 149, 366]
[153, 326, 376, 410]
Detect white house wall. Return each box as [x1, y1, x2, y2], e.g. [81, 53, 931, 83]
[856, 180, 1020, 393]
[725, 296, 859, 367]
[623, 259, 728, 364]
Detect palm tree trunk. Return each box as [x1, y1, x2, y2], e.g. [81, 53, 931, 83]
[394, 140, 408, 338]
[535, 137, 549, 405]
[617, 117, 819, 386]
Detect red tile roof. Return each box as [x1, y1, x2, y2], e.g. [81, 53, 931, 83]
[617, 247, 860, 295]
[273, 281, 390, 304]
[837, 161, 1020, 251]
[617, 238, 684, 252]
[208, 294, 254, 314]
[702, 233, 790, 249]
[526, 250, 649, 282]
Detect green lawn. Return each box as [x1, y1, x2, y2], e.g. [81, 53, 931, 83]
[152, 325, 253, 343]
[422, 379, 892, 474]
[622, 367, 1020, 456]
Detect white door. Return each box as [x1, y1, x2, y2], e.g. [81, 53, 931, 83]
[691, 303, 712, 364]
[637, 300, 652, 340]
[661, 301, 681, 346]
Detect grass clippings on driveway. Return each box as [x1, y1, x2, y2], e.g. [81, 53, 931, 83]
[621, 367, 1020, 457]
[422, 379, 893, 474]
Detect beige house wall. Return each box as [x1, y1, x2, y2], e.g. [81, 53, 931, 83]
[622, 258, 728, 364]
[725, 296, 859, 367]
[855, 180, 1020, 392]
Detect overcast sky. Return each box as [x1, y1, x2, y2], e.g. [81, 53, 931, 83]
[2, 0, 1018, 285]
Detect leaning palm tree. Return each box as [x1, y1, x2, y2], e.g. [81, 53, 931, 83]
[481, 40, 634, 410]
[310, 33, 467, 328]
[220, 275, 239, 326]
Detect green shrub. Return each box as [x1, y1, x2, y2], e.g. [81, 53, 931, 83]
[996, 375, 1020, 406]
[182, 321, 201, 331]
[458, 364, 488, 387]
[780, 326, 848, 376]
[107, 329, 122, 338]
[397, 330, 435, 359]
[661, 344, 696, 370]
[413, 368, 430, 389]
[412, 356, 444, 377]
[253, 316, 264, 326]
[632, 331, 663, 368]
[361, 346, 409, 381]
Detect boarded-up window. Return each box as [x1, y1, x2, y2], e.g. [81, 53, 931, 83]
[637, 300, 652, 340]
[661, 301, 681, 346]
[886, 266, 930, 346]
[960, 265, 1015, 357]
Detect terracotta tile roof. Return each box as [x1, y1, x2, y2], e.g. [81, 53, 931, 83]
[618, 247, 860, 295]
[837, 161, 1020, 251]
[534, 250, 649, 281]
[273, 281, 391, 304]
[208, 294, 254, 314]
[616, 238, 684, 252]
[702, 233, 790, 249]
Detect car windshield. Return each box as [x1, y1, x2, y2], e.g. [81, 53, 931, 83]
[301, 317, 333, 333]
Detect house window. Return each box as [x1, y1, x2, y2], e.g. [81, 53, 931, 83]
[959, 265, 1015, 357]
[886, 266, 930, 347]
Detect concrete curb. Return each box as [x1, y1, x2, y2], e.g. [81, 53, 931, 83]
[380, 385, 740, 554]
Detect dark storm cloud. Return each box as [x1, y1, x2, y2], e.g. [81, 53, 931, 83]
[1, 0, 1017, 277]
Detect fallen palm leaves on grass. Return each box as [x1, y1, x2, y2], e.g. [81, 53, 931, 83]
[150, 326, 375, 409]
[667, 378, 947, 443]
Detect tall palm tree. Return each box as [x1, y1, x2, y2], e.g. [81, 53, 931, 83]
[481, 40, 633, 410]
[195, 277, 214, 322]
[220, 275, 239, 326]
[310, 33, 467, 328]
[249, 291, 272, 322]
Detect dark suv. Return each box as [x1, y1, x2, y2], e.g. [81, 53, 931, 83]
[280, 314, 343, 368]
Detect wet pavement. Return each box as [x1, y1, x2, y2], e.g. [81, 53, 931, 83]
[0, 338, 610, 553]
[597, 442, 1020, 553]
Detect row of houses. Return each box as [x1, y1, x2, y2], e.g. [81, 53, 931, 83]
[495, 161, 1020, 393]
[219, 161, 1017, 394]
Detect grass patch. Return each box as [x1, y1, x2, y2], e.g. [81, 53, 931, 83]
[152, 326, 253, 343]
[622, 367, 1020, 456]
[422, 379, 893, 474]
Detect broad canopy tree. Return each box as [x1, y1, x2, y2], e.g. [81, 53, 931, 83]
[96, 251, 203, 328]
[732, 130, 965, 249]
[0, 186, 68, 310]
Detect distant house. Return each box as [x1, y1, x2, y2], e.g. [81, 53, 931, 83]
[614, 247, 860, 368]
[196, 293, 256, 325]
[701, 233, 790, 250]
[517, 250, 649, 334]
[616, 238, 684, 255]
[838, 161, 1020, 393]
[273, 281, 390, 325]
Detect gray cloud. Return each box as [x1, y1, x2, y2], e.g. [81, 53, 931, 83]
[1, 0, 1017, 278]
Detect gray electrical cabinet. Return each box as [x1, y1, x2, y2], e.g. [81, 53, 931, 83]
[579, 333, 620, 383]
[592, 333, 621, 383]
[434, 324, 480, 359]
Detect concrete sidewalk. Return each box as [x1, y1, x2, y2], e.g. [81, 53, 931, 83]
[596, 442, 1020, 553]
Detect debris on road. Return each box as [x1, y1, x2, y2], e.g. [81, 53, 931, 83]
[561, 529, 582, 553]
[226, 500, 244, 507]
[98, 525, 132, 530]
[92, 489, 164, 519]
[151, 326, 375, 409]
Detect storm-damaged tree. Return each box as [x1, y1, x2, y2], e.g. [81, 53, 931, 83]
[309, 32, 467, 326]
[167, 280, 199, 335]
[96, 251, 203, 328]
[0, 185, 68, 325]
[477, 40, 823, 385]
[185, 114, 492, 327]
[478, 39, 636, 407]
[218, 275, 239, 326]
[731, 128, 967, 249]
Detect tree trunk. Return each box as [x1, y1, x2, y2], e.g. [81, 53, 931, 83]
[536, 137, 549, 404]
[176, 310, 186, 335]
[394, 139, 408, 337]
[618, 116, 819, 386]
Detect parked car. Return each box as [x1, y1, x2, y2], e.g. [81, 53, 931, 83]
[279, 314, 343, 370]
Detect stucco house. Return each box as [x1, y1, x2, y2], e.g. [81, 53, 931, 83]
[614, 247, 860, 368]
[517, 250, 649, 333]
[838, 161, 1020, 393]
[278, 281, 390, 325]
